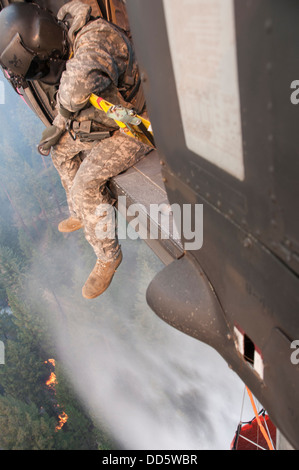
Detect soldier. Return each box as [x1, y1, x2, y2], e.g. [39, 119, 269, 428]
[0, 1, 151, 299]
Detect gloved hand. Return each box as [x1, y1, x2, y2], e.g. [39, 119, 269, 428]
[38, 125, 64, 156]
[58, 105, 73, 120]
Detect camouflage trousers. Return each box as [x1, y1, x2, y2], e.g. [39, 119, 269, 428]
[51, 130, 151, 262]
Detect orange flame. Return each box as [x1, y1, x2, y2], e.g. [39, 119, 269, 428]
[45, 359, 68, 431]
[45, 371, 58, 388]
[55, 411, 68, 432]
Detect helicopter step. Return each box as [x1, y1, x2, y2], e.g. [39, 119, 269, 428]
[110, 149, 184, 266]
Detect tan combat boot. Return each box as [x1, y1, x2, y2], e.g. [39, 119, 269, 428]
[82, 251, 123, 299]
[58, 217, 83, 233]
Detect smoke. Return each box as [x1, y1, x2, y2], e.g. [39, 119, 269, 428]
[57, 329, 244, 450]
[26, 231, 252, 450]
[1, 72, 253, 450]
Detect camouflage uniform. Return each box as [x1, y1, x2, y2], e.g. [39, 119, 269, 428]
[50, 1, 151, 261]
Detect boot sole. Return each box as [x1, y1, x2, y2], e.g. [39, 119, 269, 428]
[82, 253, 123, 300]
[58, 224, 83, 233]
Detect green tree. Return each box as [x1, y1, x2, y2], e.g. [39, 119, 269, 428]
[0, 80, 116, 450]
[52, 362, 101, 450]
[0, 396, 56, 450]
[0, 335, 51, 407]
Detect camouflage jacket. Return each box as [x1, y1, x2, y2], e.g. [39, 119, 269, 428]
[53, 0, 140, 130]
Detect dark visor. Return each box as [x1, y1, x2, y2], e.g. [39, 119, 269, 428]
[25, 56, 50, 81]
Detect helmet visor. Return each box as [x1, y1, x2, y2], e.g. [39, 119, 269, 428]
[0, 32, 33, 77]
[25, 56, 50, 81]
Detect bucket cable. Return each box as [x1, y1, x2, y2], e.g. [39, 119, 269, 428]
[246, 387, 275, 450]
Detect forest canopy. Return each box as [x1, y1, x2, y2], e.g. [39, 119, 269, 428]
[0, 80, 117, 449]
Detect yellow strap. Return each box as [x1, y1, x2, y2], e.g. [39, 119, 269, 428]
[89, 93, 154, 147]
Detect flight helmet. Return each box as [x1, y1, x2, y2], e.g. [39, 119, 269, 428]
[0, 2, 68, 83]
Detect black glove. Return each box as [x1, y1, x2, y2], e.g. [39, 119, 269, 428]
[38, 125, 64, 156]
